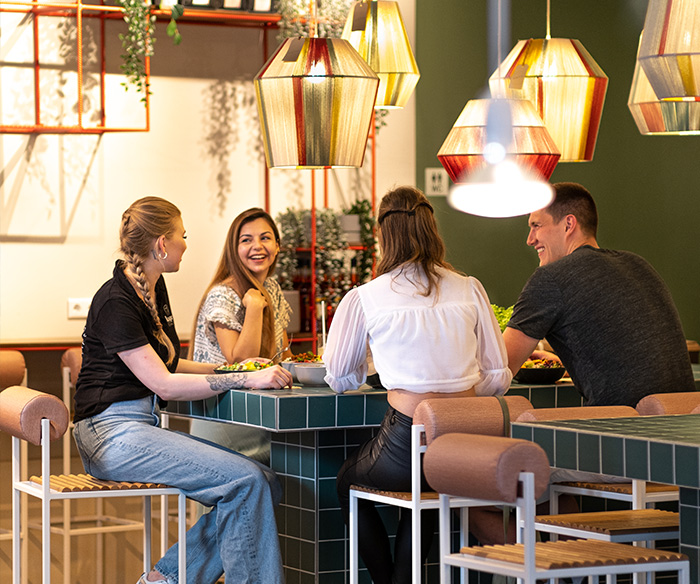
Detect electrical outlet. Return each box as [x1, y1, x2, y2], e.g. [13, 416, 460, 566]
[67, 297, 92, 320]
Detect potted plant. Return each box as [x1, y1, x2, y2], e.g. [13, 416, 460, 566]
[342, 198, 376, 285]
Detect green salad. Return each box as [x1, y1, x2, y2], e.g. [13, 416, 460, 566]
[491, 304, 514, 332]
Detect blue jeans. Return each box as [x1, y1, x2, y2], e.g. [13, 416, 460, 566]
[73, 396, 283, 584]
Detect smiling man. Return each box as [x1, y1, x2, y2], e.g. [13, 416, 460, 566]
[503, 182, 695, 407]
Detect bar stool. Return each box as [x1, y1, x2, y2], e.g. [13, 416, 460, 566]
[425, 433, 689, 584]
[347, 394, 534, 584]
[635, 391, 700, 416]
[0, 385, 187, 584]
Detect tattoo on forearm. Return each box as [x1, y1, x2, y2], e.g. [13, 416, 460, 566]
[206, 373, 248, 392]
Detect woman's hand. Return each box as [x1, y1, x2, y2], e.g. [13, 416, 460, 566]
[245, 365, 293, 389]
[242, 288, 267, 312]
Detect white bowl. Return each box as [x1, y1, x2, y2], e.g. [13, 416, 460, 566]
[294, 363, 328, 386]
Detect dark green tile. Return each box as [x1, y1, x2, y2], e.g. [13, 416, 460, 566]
[232, 391, 246, 423]
[680, 486, 699, 506]
[529, 386, 556, 408]
[337, 395, 365, 426]
[319, 446, 346, 480]
[318, 540, 345, 572]
[300, 540, 316, 573]
[301, 445, 315, 479]
[319, 509, 345, 540]
[319, 429, 347, 447]
[203, 396, 219, 418]
[578, 433, 600, 473]
[676, 445, 700, 487]
[301, 571, 317, 584]
[511, 424, 532, 441]
[554, 430, 577, 469]
[262, 395, 276, 429]
[286, 535, 301, 569]
[300, 431, 316, 447]
[283, 565, 300, 584]
[624, 439, 649, 480]
[271, 442, 286, 473]
[319, 571, 346, 584]
[190, 400, 204, 417]
[301, 508, 316, 541]
[533, 427, 554, 465]
[556, 386, 584, 407]
[506, 387, 529, 400]
[650, 442, 674, 484]
[218, 391, 233, 421]
[679, 502, 699, 546]
[287, 476, 301, 507]
[287, 444, 302, 477]
[246, 393, 262, 426]
[319, 477, 339, 510]
[601, 436, 624, 476]
[301, 478, 316, 510]
[286, 505, 301, 538]
[366, 393, 389, 424]
[279, 397, 309, 430]
[308, 395, 336, 428]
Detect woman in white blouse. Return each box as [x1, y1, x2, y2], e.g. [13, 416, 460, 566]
[323, 186, 512, 584]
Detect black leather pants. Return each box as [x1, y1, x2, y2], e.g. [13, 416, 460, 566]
[336, 406, 436, 584]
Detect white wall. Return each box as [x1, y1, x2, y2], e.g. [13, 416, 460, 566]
[0, 4, 416, 343]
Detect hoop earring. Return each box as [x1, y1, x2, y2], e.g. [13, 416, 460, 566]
[159, 251, 168, 260]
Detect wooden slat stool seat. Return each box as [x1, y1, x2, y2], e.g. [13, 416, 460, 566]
[457, 538, 687, 571]
[30, 474, 173, 493]
[424, 433, 690, 583]
[350, 484, 439, 502]
[535, 508, 679, 543]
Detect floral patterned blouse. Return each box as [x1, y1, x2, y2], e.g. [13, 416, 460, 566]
[192, 278, 291, 364]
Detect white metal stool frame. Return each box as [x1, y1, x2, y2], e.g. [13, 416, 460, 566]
[12, 417, 187, 584]
[348, 424, 470, 584]
[438, 471, 690, 584]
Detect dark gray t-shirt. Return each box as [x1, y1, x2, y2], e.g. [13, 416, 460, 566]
[508, 246, 695, 406]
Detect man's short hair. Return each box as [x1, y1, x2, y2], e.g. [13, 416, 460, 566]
[547, 182, 598, 238]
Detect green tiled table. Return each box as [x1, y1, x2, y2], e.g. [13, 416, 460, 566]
[513, 413, 700, 583]
[164, 380, 585, 583]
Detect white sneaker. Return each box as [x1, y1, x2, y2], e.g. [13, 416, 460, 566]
[137, 574, 168, 584]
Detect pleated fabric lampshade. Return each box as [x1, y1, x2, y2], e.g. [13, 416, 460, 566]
[638, 0, 700, 100]
[438, 97, 561, 184]
[629, 33, 700, 135]
[341, 0, 420, 108]
[489, 38, 608, 162]
[254, 37, 379, 168]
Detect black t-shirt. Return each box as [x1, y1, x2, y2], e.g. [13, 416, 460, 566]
[74, 261, 180, 422]
[508, 246, 695, 406]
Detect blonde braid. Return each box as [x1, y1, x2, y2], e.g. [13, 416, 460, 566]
[120, 198, 180, 366]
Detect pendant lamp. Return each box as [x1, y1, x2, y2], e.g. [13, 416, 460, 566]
[446, 98, 555, 218]
[438, 97, 561, 183]
[629, 33, 700, 135]
[254, 37, 379, 169]
[341, 0, 420, 109]
[638, 0, 700, 100]
[488, 1, 608, 162]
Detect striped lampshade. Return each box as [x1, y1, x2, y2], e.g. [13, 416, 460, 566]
[437, 98, 561, 184]
[629, 33, 700, 135]
[341, 0, 420, 109]
[254, 37, 379, 169]
[489, 38, 608, 162]
[639, 0, 700, 101]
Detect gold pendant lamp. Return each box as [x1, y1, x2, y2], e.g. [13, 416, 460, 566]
[638, 0, 700, 101]
[629, 32, 700, 135]
[254, 5, 379, 169]
[488, 0, 608, 162]
[341, 0, 420, 109]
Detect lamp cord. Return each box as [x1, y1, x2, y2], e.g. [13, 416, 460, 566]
[546, 0, 551, 40]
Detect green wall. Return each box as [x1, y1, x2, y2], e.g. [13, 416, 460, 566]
[416, 0, 700, 341]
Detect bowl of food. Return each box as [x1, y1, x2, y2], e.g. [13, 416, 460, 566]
[214, 361, 272, 374]
[514, 358, 566, 385]
[294, 362, 328, 386]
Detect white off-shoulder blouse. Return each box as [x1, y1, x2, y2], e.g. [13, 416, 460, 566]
[323, 265, 512, 395]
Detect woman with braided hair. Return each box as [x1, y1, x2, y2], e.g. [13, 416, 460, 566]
[73, 196, 291, 584]
[323, 186, 512, 584]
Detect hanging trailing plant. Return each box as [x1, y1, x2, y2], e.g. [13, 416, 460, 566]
[115, 1, 184, 101]
[276, 0, 353, 40]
